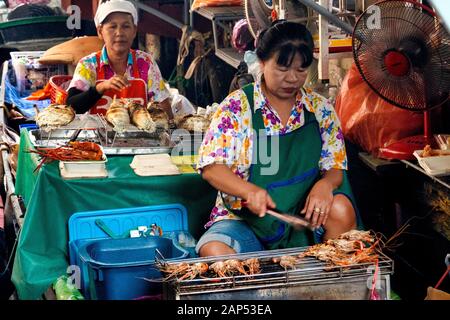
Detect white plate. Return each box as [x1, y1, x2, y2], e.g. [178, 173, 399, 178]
[413, 150, 450, 176]
[59, 150, 108, 178]
[59, 162, 108, 179]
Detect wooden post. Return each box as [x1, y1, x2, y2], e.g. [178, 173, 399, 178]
[318, 0, 329, 81]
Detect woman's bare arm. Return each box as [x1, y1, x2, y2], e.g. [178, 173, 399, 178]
[202, 164, 275, 217]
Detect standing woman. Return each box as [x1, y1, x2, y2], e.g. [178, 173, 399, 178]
[196, 21, 359, 257]
[66, 0, 173, 118]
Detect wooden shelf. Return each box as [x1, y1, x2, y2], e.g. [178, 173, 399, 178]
[215, 48, 244, 69]
[194, 6, 245, 69]
[195, 6, 244, 21]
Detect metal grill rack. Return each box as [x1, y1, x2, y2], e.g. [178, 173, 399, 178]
[96, 114, 175, 155]
[29, 114, 106, 148]
[29, 113, 209, 156]
[162, 247, 394, 300]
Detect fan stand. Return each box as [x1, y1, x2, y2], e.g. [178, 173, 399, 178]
[379, 110, 432, 161]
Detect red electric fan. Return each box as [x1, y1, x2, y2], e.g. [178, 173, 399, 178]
[352, 0, 449, 160]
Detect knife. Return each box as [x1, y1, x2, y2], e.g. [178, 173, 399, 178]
[266, 209, 315, 231]
[242, 201, 315, 231]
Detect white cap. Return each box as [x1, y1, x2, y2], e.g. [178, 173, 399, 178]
[94, 0, 138, 27]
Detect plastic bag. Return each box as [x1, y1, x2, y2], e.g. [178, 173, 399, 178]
[335, 63, 423, 157]
[7, 0, 50, 9]
[232, 19, 255, 53]
[169, 88, 196, 116]
[53, 275, 84, 300]
[191, 0, 242, 11]
[244, 50, 261, 81]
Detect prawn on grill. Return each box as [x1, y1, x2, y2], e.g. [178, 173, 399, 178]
[209, 261, 227, 278]
[177, 262, 209, 281]
[243, 258, 261, 275]
[272, 255, 298, 270]
[156, 261, 209, 281]
[156, 261, 190, 280]
[337, 230, 375, 244]
[224, 259, 247, 275]
[209, 259, 248, 277]
[298, 229, 379, 268]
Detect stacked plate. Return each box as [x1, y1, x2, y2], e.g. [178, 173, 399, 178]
[130, 154, 180, 176]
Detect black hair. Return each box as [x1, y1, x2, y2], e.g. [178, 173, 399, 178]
[255, 20, 314, 68]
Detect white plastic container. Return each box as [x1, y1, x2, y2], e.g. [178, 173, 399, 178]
[413, 150, 450, 176]
[59, 155, 108, 179]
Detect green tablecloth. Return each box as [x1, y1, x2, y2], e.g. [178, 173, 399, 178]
[12, 130, 217, 300]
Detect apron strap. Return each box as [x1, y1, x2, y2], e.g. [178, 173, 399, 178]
[242, 83, 254, 112]
[95, 51, 104, 80]
[130, 49, 140, 79]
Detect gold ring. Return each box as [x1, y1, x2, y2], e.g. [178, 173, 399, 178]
[314, 207, 320, 213]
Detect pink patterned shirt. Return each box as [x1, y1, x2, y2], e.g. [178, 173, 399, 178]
[68, 46, 170, 102]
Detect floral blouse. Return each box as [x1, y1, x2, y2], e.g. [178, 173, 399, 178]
[197, 81, 347, 228]
[68, 46, 170, 102]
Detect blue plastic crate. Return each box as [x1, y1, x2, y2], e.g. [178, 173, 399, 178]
[78, 236, 188, 300]
[68, 204, 194, 299]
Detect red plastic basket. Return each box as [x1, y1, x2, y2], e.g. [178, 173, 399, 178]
[49, 75, 73, 104]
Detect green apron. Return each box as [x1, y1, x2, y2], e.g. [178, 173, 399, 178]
[232, 83, 357, 249]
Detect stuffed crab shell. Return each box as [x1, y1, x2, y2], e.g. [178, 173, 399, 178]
[127, 100, 156, 133]
[105, 97, 130, 132]
[35, 104, 75, 130]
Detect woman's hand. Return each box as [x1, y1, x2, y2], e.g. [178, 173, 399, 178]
[300, 169, 343, 228]
[96, 74, 130, 94]
[201, 164, 275, 218]
[300, 179, 334, 228]
[245, 187, 276, 218]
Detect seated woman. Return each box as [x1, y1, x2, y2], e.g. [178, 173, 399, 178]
[196, 20, 358, 257]
[66, 0, 173, 119]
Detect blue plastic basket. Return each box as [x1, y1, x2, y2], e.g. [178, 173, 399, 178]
[79, 237, 188, 300]
[68, 204, 193, 299]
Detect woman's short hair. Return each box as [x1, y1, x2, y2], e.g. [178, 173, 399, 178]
[256, 20, 314, 68]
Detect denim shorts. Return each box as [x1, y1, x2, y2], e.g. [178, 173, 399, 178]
[195, 219, 327, 254]
[195, 219, 264, 254]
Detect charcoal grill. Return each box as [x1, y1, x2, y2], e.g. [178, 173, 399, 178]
[162, 247, 394, 300]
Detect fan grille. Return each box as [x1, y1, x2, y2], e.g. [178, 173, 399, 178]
[353, 0, 450, 111]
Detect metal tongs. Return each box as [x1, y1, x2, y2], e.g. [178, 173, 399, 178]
[266, 208, 315, 231]
[67, 111, 90, 144]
